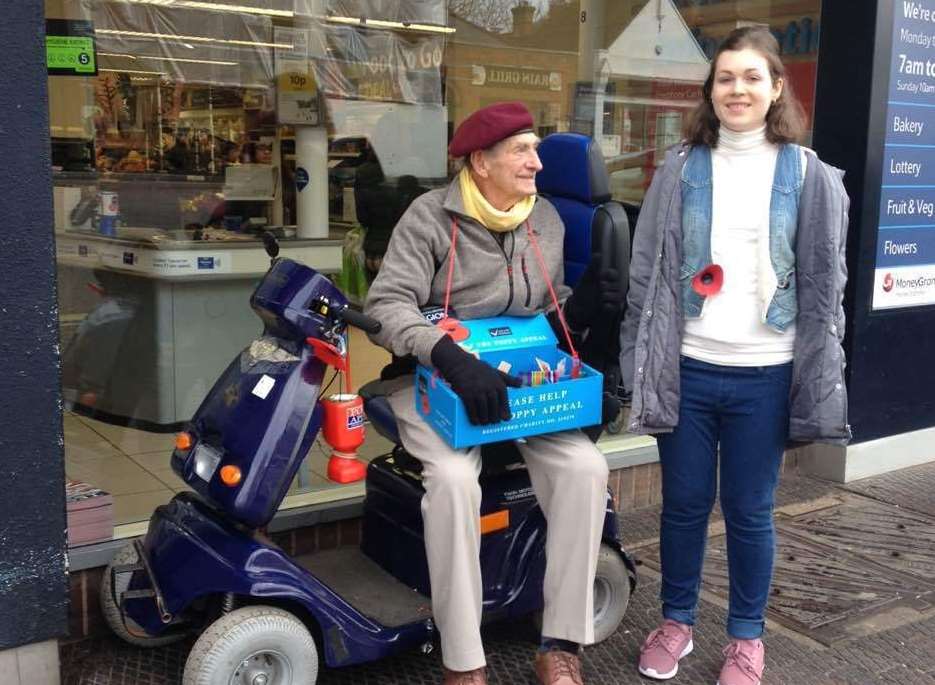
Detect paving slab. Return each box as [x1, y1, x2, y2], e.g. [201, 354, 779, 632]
[781, 493, 935, 581]
[837, 461, 935, 518]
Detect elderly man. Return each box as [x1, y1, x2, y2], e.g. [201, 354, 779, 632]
[364, 102, 618, 685]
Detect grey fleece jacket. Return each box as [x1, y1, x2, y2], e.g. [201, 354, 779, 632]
[364, 178, 571, 367]
[620, 142, 851, 445]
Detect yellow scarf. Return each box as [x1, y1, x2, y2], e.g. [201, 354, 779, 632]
[458, 167, 536, 232]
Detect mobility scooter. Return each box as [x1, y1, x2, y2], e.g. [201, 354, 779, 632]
[101, 133, 636, 685]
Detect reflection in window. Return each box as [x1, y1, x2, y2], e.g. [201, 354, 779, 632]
[596, 0, 821, 203]
[48, 0, 823, 536]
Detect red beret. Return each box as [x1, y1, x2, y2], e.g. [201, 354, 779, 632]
[448, 102, 535, 158]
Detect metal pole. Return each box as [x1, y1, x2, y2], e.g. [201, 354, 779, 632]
[208, 84, 216, 175]
[295, 125, 328, 238]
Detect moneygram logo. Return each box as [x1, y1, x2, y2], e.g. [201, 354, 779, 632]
[882, 273, 935, 292]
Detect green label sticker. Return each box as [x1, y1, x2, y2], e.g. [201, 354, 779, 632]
[46, 35, 96, 74]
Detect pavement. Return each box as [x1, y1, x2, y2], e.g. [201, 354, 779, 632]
[61, 461, 935, 685]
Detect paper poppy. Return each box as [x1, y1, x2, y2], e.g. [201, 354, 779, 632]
[691, 264, 724, 296]
[438, 316, 470, 342]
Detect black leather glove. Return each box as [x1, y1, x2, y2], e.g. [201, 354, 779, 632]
[431, 336, 522, 425]
[563, 256, 621, 329]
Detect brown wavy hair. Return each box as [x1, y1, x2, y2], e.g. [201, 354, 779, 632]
[684, 26, 806, 147]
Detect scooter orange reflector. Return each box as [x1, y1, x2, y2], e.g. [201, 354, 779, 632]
[480, 510, 510, 535]
[175, 432, 193, 451]
[219, 465, 242, 487]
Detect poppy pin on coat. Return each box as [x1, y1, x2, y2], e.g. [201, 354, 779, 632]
[692, 264, 724, 296]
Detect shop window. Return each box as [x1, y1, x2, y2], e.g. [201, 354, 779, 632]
[47, 0, 445, 538]
[48, 0, 822, 543]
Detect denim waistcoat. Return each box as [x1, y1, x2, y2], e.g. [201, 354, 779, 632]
[679, 143, 803, 332]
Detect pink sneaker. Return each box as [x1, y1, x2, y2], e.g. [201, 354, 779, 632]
[717, 639, 764, 685]
[638, 619, 693, 680]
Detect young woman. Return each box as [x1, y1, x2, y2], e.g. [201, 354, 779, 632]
[620, 27, 850, 685]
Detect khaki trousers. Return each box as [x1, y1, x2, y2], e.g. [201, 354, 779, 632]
[387, 384, 610, 672]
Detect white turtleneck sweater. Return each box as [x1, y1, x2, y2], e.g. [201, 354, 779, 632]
[681, 125, 799, 367]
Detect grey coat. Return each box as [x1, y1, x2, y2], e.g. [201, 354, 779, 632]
[364, 178, 571, 367]
[620, 143, 851, 444]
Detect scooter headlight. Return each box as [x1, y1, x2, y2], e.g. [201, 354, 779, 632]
[192, 443, 222, 482]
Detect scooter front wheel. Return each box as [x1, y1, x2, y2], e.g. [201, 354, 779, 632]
[100, 542, 188, 647]
[183, 605, 318, 685]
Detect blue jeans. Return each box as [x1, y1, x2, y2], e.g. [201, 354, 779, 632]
[656, 356, 792, 639]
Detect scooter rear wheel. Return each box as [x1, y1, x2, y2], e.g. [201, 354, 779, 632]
[100, 542, 188, 647]
[532, 543, 631, 644]
[183, 605, 318, 685]
[592, 544, 631, 643]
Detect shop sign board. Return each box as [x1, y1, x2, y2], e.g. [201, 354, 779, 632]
[150, 252, 233, 275]
[97, 247, 234, 276]
[57, 237, 233, 276]
[276, 24, 442, 107]
[317, 25, 444, 104]
[275, 27, 322, 126]
[873, 0, 935, 309]
[46, 19, 97, 76]
[57, 240, 99, 265]
[471, 65, 562, 91]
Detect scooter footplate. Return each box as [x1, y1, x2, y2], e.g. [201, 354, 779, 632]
[294, 547, 432, 628]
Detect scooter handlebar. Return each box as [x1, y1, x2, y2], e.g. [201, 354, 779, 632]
[338, 305, 382, 334]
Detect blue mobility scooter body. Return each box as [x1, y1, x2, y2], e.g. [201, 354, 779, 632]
[108, 133, 637, 681]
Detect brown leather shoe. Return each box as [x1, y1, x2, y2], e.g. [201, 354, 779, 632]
[442, 666, 487, 685]
[534, 648, 584, 684]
